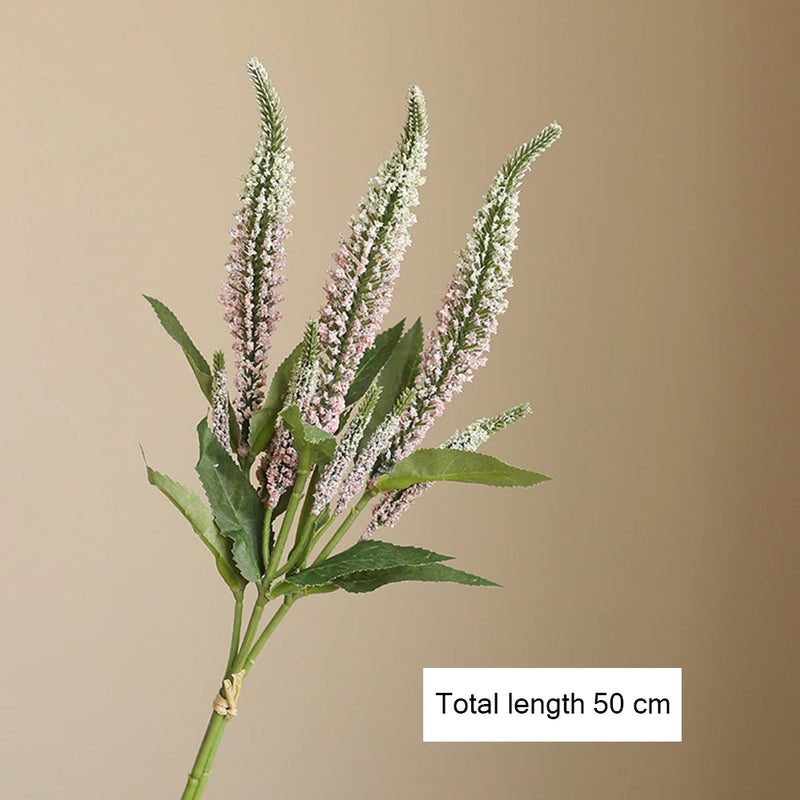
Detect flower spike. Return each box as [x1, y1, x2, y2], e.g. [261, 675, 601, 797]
[335, 388, 415, 515]
[365, 403, 532, 536]
[311, 384, 382, 516]
[210, 351, 232, 452]
[258, 320, 321, 508]
[221, 58, 294, 437]
[383, 124, 561, 467]
[310, 86, 428, 435]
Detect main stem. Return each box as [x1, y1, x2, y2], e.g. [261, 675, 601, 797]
[180, 711, 228, 800]
[179, 456, 374, 799]
[179, 596, 294, 800]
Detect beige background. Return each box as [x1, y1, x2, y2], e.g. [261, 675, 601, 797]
[2, 1, 798, 798]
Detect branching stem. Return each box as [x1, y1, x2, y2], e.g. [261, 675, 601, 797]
[265, 447, 312, 581]
[224, 590, 244, 675]
[312, 490, 375, 565]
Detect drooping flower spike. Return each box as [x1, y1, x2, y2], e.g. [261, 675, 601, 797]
[382, 124, 562, 468]
[365, 403, 532, 536]
[221, 58, 294, 439]
[310, 86, 428, 435]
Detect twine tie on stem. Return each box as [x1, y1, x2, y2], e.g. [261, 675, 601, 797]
[212, 670, 245, 719]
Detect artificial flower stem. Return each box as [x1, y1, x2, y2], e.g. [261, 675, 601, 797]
[266, 447, 312, 581]
[295, 465, 319, 533]
[231, 593, 268, 674]
[180, 595, 269, 800]
[260, 506, 273, 576]
[242, 594, 295, 672]
[224, 589, 245, 676]
[273, 513, 314, 578]
[182, 598, 297, 800]
[180, 711, 228, 800]
[312, 490, 376, 565]
[277, 468, 319, 576]
[307, 512, 334, 551]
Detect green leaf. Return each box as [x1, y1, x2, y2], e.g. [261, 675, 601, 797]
[345, 319, 405, 407]
[375, 449, 551, 492]
[271, 485, 293, 518]
[334, 563, 500, 593]
[247, 341, 303, 456]
[144, 296, 213, 402]
[195, 418, 264, 582]
[359, 318, 423, 452]
[286, 539, 451, 588]
[279, 405, 337, 466]
[143, 456, 245, 593]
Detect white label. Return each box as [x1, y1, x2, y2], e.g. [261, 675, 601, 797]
[423, 668, 682, 742]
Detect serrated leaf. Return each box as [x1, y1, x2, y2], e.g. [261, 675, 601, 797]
[334, 563, 500, 593]
[247, 341, 304, 455]
[280, 405, 337, 466]
[359, 318, 423, 452]
[285, 540, 451, 588]
[144, 458, 245, 593]
[345, 319, 405, 407]
[144, 296, 213, 402]
[375, 449, 551, 492]
[195, 418, 264, 582]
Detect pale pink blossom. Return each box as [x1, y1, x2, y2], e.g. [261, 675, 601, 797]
[312, 385, 381, 516]
[335, 389, 414, 514]
[309, 87, 428, 434]
[258, 321, 320, 508]
[365, 404, 531, 536]
[221, 59, 294, 431]
[383, 124, 562, 467]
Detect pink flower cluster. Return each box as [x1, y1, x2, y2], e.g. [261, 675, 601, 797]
[259, 321, 320, 508]
[364, 481, 427, 539]
[365, 403, 531, 536]
[334, 389, 414, 515]
[382, 124, 562, 468]
[257, 434, 299, 509]
[311, 385, 381, 516]
[221, 59, 294, 431]
[309, 86, 428, 435]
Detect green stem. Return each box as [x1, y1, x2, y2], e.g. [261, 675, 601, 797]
[274, 512, 315, 578]
[292, 465, 319, 549]
[242, 595, 295, 672]
[231, 593, 268, 674]
[312, 490, 375, 565]
[225, 591, 244, 675]
[179, 597, 296, 800]
[266, 448, 312, 581]
[308, 512, 334, 551]
[182, 591, 266, 799]
[180, 711, 228, 800]
[183, 589, 247, 800]
[261, 507, 273, 576]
